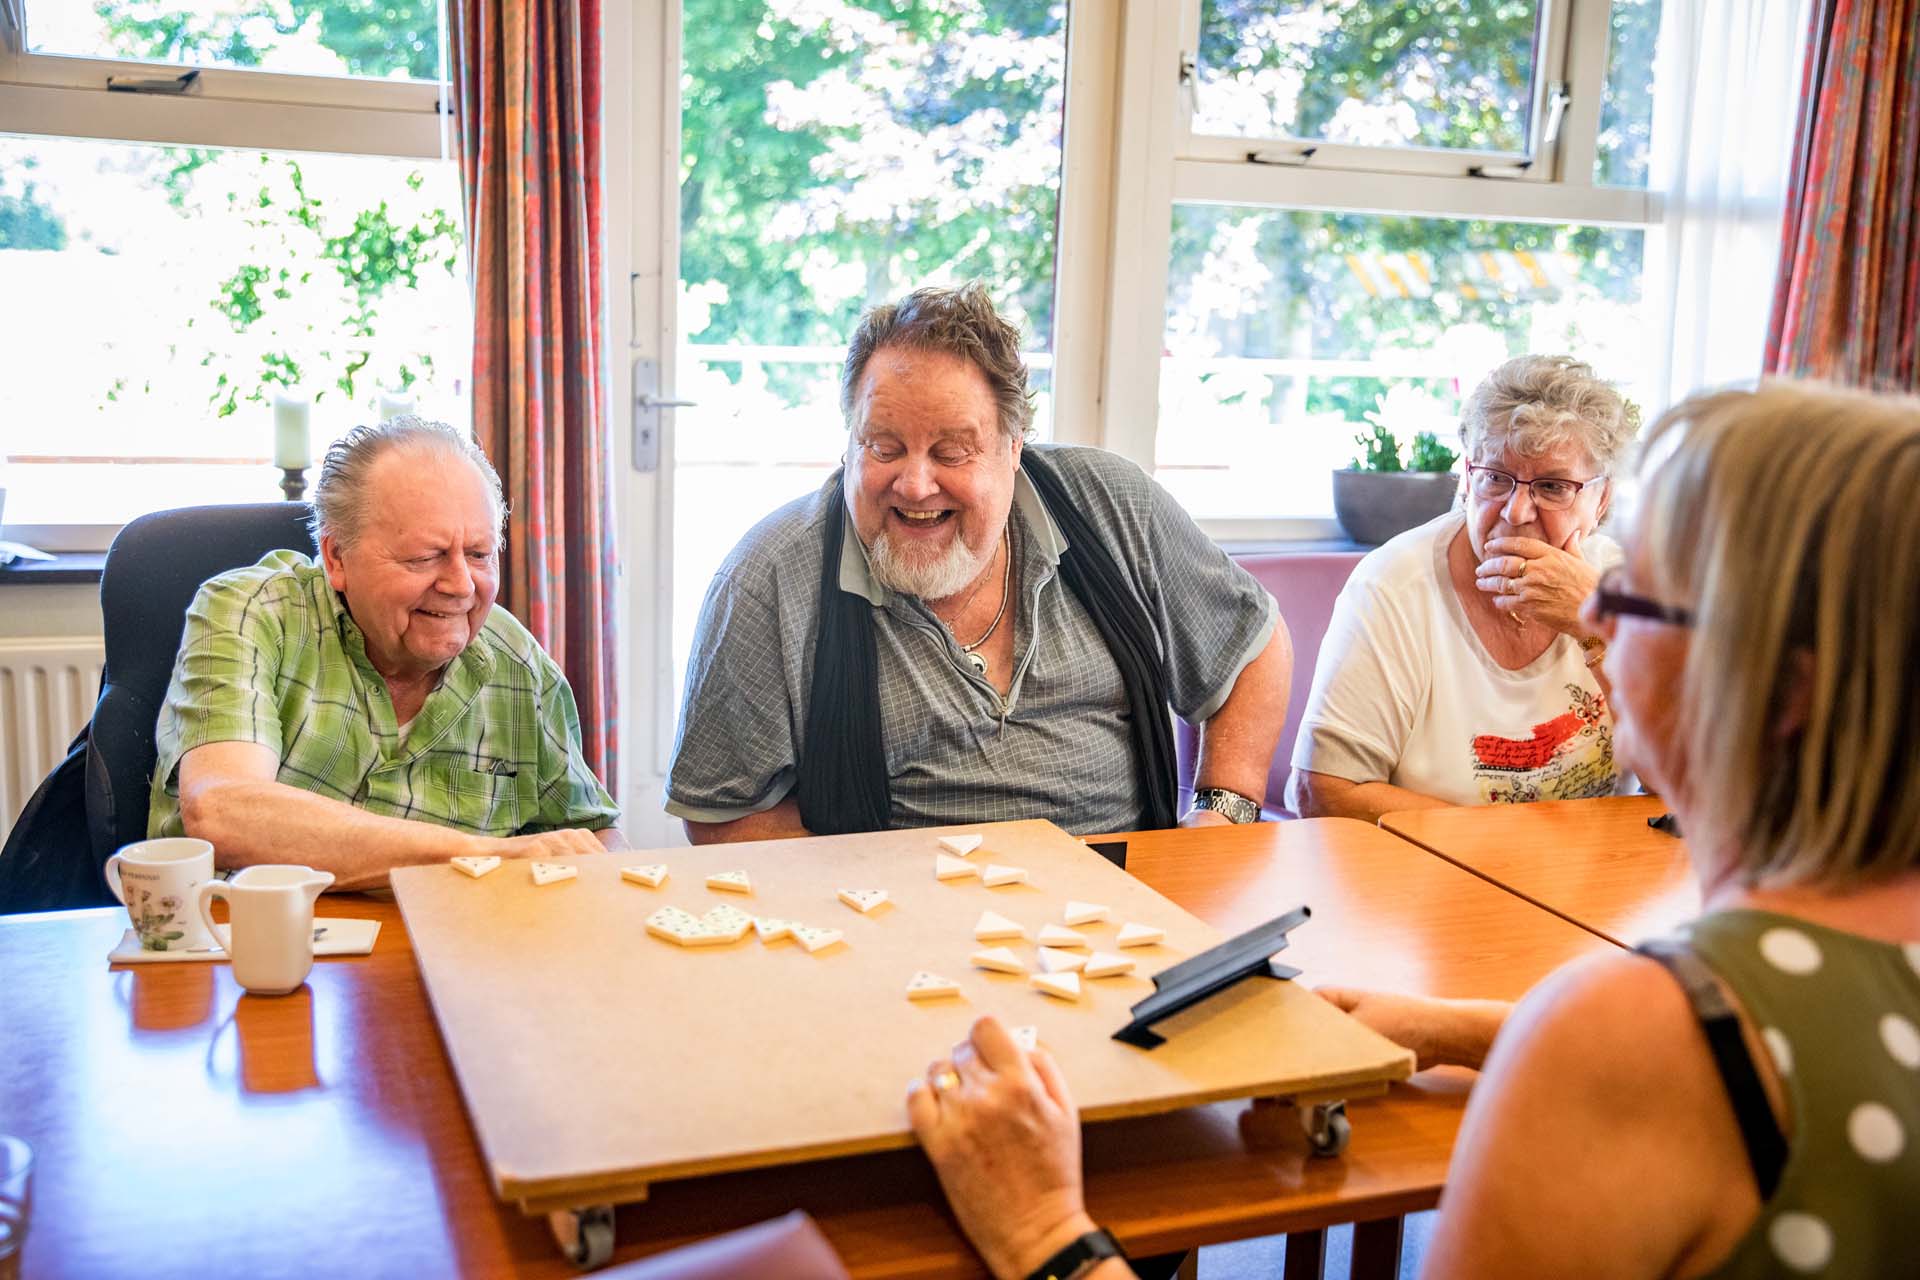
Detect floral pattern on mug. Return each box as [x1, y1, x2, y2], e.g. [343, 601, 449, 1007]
[132, 888, 188, 951]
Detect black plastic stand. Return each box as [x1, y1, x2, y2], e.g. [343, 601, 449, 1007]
[1111, 905, 1310, 1049]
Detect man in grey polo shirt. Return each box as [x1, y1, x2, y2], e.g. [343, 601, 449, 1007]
[667, 284, 1292, 841]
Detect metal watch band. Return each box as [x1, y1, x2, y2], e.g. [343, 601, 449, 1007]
[1189, 786, 1261, 824]
[1023, 1226, 1126, 1280]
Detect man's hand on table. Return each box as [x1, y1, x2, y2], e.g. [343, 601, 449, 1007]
[1315, 987, 1513, 1072]
[908, 1017, 1112, 1280]
[476, 828, 608, 861]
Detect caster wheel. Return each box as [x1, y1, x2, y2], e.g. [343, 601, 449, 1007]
[1304, 1102, 1351, 1157]
[565, 1205, 616, 1270]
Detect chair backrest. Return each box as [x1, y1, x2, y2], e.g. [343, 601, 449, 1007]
[1174, 550, 1364, 817]
[600, 1211, 849, 1280]
[86, 502, 316, 863]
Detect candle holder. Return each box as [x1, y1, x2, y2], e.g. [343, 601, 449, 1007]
[279, 466, 308, 502]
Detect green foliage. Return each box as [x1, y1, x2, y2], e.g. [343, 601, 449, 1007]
[1350, 423, 1403, 472]
[1597, 0, 1663, 186]
[0, 183, 68, 250]
[91, 4, 457, 416]
[92, 0, 438, 79]
[1198, 0, 1538, 151]
[1407, 430, 1458, 472]
[678, 0, 1064, 356]
[184, 152, 459, 416]
[216, 263, 272, 329]
[1351, 423, 1459, 473]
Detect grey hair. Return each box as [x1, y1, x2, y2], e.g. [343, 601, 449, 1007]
[839, 283, 1036, 442]
[1635, 380, 1920, 888]
[309, 416, 506, 549]
[1460, 354, 1639, 475]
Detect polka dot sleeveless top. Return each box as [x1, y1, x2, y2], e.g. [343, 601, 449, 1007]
[1683, 909, 1920, 1278]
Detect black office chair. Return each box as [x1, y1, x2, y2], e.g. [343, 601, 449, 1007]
[2, 502, 317, 914]
[85, 502, 319, 866]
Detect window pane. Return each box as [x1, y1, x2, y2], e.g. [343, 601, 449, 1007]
[23, 1, 442, 82]
[673, 0, 1066, 683]
[1595, 0, 1665, 187]
[1194, 1, 1539, 153]
[1158, 205, 1648, 521]
[0, 136, 468, 524]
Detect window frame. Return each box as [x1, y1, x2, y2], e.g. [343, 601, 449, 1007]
[0, 4, 452, 548]
[1175, 0, 1580, 183]
[1101, 0, 1661, 541]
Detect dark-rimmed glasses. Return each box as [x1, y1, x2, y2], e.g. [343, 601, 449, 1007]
[1466, 462, 1605, 511]
[1594, 568, 1695, 627]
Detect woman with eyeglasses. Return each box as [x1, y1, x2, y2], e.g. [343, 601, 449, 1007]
[909, 382, 1920, 1279]
[1289, 354, 1639, 820]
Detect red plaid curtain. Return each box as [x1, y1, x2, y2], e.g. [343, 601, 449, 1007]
[450, 0, 618, 788]
[1766, 0, 1920, 388]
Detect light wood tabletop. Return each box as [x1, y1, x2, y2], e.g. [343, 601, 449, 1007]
[0, 819, 1607, 1279]
[1378, 795, 1703, 948]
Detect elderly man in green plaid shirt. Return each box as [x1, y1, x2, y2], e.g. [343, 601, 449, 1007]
[148, 419, 623, 890]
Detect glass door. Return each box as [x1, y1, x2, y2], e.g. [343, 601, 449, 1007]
[669, 0, 1073, 705]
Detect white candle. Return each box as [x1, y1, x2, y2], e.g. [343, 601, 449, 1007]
[273, 394, 311, 470]
[378, 390, 415, 422]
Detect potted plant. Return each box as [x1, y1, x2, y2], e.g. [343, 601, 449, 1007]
[1332, 423, 1461, 546]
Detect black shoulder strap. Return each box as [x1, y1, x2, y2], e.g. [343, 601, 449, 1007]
[1636, 937, 1788, 1198]
[1021, 451, 1178, 832]
[795, 480, 891, 835]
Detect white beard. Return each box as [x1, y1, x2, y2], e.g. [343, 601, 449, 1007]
[866, 525, 992, 602]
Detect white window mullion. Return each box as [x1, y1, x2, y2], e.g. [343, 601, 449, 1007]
[1048, 0, 1124, 450]
[1097, 0, 1183, 469]
[1554, 0, 1615, 187]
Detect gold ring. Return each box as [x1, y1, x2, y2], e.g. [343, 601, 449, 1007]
[933, 1070, 960, 1092]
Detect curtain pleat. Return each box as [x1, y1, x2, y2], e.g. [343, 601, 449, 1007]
[1766, 0, 1920, 389]
[451, 0, 618, 788]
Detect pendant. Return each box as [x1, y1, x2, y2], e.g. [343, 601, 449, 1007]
[965, 651, 988, 677]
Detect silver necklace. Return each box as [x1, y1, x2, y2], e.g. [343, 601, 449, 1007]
[945, 533, 1011, 677]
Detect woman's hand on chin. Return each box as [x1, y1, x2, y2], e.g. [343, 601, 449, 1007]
[1477, 531, 1602, 636]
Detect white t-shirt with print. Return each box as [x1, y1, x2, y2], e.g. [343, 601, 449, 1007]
[1287, 511, 1630, 809]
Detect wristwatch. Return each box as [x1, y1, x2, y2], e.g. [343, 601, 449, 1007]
[1023, 1226, 1127, 1280]
[1189, 786, 1261, 824]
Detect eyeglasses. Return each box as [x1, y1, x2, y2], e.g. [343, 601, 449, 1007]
[1466, 463, 1606, 511]
[1594, 568, 1695, 627]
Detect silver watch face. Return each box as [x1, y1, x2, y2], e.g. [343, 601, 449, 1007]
[1194, 789, 1259, 823]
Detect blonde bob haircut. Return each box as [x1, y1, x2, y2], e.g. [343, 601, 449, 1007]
[1635, 381, 1920, 887]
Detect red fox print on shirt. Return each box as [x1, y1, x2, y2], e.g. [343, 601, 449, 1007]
[1471, 685, 1616, 804]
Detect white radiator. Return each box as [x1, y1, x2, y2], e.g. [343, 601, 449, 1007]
[0, 639, 105, 841]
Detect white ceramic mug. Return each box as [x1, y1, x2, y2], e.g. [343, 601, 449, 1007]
[196, 865, 334, 996]
[103, 838, 218, 952]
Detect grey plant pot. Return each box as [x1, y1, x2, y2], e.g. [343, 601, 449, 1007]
[1332, 469, 1460, 546]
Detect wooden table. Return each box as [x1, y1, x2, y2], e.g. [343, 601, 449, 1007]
[0, 820, 1609, 1279]
[1379, 795, 1702, 948]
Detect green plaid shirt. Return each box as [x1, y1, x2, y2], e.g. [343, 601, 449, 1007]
[149, 550, 618, 840]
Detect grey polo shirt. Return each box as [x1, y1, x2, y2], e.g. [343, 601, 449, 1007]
[664, 443, 1278, 835]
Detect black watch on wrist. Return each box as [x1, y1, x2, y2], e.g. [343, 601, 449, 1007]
[1188, 786, 1261, 824]
[1023, 1226, 1127, 1280]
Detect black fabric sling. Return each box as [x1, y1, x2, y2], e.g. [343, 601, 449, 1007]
[796, 451, 1179, 836]
[1636, 938, 1789, 1198]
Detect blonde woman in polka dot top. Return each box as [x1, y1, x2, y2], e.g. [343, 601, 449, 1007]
[1330, 382, 1920, 1278]
[896, 382, 1920, 1280]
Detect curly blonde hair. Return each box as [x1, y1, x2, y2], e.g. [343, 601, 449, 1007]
[1460, 354, 1638, 475]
